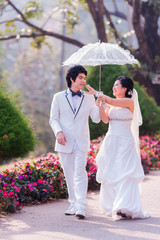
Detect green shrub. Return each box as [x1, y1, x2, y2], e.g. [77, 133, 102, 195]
[86, 65, 160, 139]
[0, 91, 36, 161]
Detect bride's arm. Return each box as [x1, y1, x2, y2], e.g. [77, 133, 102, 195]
[97, 98, 110, 124]
[85, 84, 133, 110]
[98, 95, 133, 110]
[100, 105, 110, 124]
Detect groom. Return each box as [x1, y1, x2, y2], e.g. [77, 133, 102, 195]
[49, 65, 100, 219]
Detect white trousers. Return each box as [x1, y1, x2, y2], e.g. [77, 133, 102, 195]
[59, 144, 88, 209]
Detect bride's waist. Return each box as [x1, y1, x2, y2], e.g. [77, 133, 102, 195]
[108, 122, 132, 137]
[109, 118, 133, 121]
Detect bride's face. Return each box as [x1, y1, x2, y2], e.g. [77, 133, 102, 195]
[113, 80, 126, 97]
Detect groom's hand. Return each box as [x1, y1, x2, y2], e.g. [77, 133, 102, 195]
[56, 131, 66, 145]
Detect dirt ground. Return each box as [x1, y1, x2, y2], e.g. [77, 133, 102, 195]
[0, 170, 160, 240]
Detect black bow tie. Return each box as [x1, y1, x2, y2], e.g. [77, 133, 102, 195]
[70, 90, 82, 97]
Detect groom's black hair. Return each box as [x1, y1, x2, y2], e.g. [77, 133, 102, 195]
[66, 65, 87, 88]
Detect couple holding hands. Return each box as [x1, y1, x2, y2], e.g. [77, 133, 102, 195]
[49, 65, 150, 221]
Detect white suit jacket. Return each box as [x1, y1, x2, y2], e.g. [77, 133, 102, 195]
[49, 88, 100, 153]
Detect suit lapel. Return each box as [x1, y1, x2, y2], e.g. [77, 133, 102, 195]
[65, 89, 75, 115]
[65, 89, 85, 118]
[74, 91, 84, 118]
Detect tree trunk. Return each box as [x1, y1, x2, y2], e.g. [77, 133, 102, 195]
[142, 2, 160, 72]
[132, 1, 160, 72]
[86, 0, 107, 42]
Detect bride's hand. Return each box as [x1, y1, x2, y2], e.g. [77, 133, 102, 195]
[98, 95, 106, 104]
[96, 98, 101, 107]
[85, 84, 97, 95]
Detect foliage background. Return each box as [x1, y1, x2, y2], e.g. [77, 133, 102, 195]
[0, 0, 160, 156]
[87, 65, 160, 139]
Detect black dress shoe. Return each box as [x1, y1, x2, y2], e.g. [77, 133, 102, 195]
[76, 208, 85, 219]
[76, 213, 85, 219]
[117, 212, 127, 218]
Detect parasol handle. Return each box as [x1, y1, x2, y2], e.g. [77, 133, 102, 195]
[99, 64, 101, 91]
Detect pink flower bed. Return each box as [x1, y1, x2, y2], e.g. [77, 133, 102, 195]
[0, 135, 159, 214]
[140, 135, 160, 173]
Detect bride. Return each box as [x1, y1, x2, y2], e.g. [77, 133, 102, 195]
[86, 76, 150, 220]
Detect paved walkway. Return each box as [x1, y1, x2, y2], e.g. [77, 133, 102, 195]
[0, 171, 160, 240]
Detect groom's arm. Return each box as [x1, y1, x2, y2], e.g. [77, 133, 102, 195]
[49, 93, 63, 136]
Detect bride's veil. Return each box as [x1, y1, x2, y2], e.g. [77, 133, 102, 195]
[131, 89, 142, 158]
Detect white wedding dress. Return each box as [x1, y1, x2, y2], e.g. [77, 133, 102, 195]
[96, 106, 150, 220]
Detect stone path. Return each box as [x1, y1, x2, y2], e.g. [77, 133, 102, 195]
[0, 171, 160, 240]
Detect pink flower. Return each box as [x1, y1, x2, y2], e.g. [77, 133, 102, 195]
[9, 191, 14, 197]
[43, 189, 47, 192]
[29, 187, 33, 191]
[3, 191, 8, 197]
[33, 182, 37, 186]
[16, 187, 21, 192]
[50, 186, 54, 191]
[28, 183, 32, 186]
[38, 179, 43, 184]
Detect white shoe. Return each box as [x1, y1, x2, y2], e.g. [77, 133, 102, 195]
[65, 205, 76, 215]
[76, 207, 85, 219]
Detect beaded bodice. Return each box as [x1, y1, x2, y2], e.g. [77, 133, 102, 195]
[108, 107, 133, 138]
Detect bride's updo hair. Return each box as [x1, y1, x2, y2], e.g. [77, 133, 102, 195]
[116, 76, 133, 98]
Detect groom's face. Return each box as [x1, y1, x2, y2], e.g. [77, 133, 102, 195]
[71, 73, 86, 91]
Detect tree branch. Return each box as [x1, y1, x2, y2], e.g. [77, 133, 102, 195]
[0, 18, 21, 25]
[108, 0, 127, 20]
[125, 0, 133, 7]
[41, 8, 56, 29]
[102, 4, 127, 48]
[3, 0, 84, 47]
[6, 0, 27, 21]
[109, 10, 127, 20]
[0, 3, 9, 16]
[0, 31, 84, 47]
